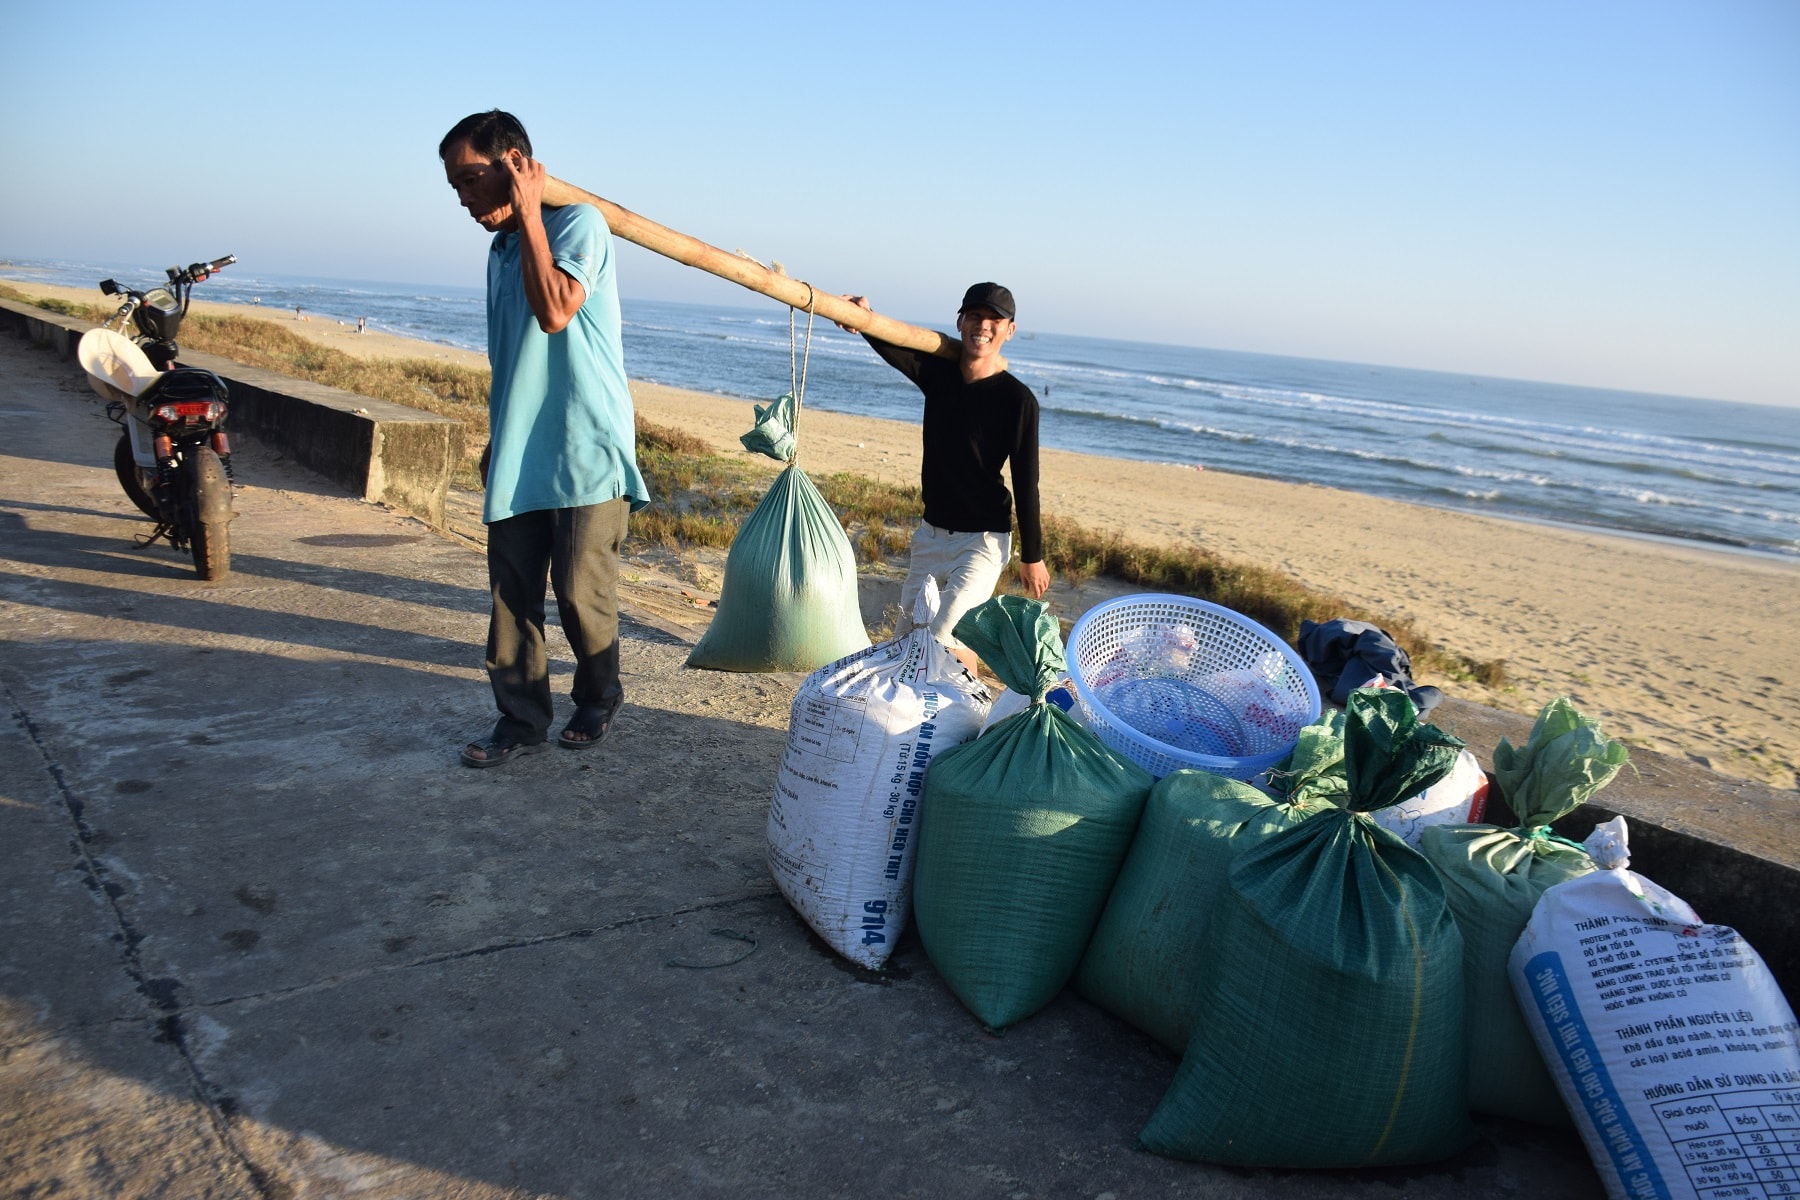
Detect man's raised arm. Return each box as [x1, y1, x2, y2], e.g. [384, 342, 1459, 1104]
[503, 153, 585, 334]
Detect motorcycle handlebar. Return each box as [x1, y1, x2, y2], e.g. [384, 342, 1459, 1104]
[182, 255, 237, 283]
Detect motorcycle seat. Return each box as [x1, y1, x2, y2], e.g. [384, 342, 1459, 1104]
[141, 367, 229, 404]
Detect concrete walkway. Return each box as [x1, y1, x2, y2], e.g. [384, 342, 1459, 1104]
[2, 331, 1615, 1199]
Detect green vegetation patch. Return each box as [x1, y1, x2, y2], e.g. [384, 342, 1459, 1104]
[0, 284, 107, 323]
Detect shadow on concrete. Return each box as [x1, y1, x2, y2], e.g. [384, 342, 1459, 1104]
[5, 658, 1599, 1200]
[0, 507, 218, 586]
[0, 509, 497, 662]
[0, 569, 488, 675]
[23, 629, 1241, 1196]
[3, 495, 143, 524]
[225, 550, 491, 612]
[2, 630, 1608, 1191]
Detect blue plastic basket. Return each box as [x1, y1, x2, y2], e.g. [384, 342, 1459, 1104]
[1068, 594, 1320, 780]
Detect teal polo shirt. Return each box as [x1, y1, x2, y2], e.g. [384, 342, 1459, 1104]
[484, 202, 650, 523]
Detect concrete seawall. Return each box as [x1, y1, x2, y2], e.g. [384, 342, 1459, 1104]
[0, 297, 464, 528]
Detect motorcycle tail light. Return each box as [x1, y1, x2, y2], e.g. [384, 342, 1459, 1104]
[151, 400, 225, 426]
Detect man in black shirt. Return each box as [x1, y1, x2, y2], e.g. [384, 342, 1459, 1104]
[844, 282, 1051, 669]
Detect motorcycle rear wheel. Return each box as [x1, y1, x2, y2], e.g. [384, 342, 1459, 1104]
[113, 434, 159, 519]
[183, 447, 233, 581]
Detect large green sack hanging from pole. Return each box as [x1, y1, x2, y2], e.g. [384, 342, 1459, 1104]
[911, 596, 1154, 1030]
[1140, 689, 1474, 1167]
[1073, 768, 1336, 1053]
[1417, 696, 1625, 1127]
[686, 457, 870, 673]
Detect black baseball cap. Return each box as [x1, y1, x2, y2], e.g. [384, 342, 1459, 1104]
[958, 282, 1016, 321]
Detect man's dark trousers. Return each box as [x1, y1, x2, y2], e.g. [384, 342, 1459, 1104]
[485, 498, 629, 741]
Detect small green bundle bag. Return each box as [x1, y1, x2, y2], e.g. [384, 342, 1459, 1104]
[1141, 689, 1475, 1167]
[1073, 732, 1340, 1052]
[1418, 696, 1627, 1126]
[911, 597, 1154, 1030]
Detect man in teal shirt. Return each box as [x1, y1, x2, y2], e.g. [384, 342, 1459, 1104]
[441, 110, 649, 767]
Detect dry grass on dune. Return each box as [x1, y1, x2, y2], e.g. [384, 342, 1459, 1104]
[178, 315, 493, 484]
[0, 286, 109, 324]
[5, 285, 1502, 685]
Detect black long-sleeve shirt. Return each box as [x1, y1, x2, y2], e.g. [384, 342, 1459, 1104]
[864, 335, 1043, 563]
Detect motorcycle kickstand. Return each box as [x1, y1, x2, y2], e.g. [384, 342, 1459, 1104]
[132, 523, 178, 550]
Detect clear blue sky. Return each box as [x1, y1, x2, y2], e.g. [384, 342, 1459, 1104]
[4, 2, 1796, 408]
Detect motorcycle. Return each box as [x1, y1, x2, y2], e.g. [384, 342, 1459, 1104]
[77, 256, 238, 581]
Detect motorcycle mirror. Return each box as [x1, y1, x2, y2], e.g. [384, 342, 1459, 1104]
[100, 279, 119, 296]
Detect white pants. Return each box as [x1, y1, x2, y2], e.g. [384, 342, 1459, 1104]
[900, 523, 1011, 650]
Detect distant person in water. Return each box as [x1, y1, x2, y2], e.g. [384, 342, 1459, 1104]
[840, 283, 1049, 671]
[441, 108, 649, 768]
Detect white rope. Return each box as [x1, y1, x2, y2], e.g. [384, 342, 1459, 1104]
[787, 284, 817, 460]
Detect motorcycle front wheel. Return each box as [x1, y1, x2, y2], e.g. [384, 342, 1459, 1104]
[183, 446, 233, 581]
[113, 433, 159, 519]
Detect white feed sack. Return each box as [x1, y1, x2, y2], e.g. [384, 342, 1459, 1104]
[767, 579, 991, 968]
[1510, 817, 1800, 1200]
[1369, 747, 1491, 847]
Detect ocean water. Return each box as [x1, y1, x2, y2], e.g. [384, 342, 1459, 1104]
[7, 258, 1796, 559]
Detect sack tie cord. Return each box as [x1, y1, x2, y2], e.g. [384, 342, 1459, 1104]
[788, 285, 816, 464]
[1522, 825, 1588, 852]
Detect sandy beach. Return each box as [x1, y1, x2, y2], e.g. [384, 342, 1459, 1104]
[10, 278, 1797, 791]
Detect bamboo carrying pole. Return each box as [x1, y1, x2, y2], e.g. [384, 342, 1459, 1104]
[542, 176, 965, 361]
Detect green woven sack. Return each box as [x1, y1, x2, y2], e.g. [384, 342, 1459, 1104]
[1417, 697, 1625, 1126]
[1074, 769, 1336, 1052]
[1139, 690, 1470, 1166]
[686, 463, 870, 673]
[1140, 808, 1474, 1166]
[1490, 696, 1630, 817]
[1341, 687, 1464, 812]
[911, 597, 1154, 1030]
[739, 392, 798, 463]
[1262, 707, 1349, 805]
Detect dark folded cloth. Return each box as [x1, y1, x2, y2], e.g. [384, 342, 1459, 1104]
[1297, 618, 1444, 716]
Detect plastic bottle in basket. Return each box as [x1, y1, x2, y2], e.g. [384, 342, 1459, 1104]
[1195, 656, 1314, 754]
[1092, 621, 1200, 689]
